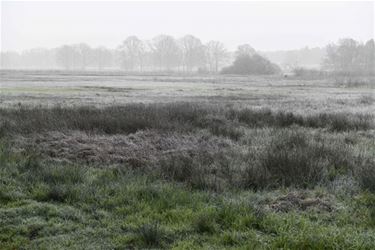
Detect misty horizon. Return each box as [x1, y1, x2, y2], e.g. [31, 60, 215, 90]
[0, 35, 372, 54]
[1, 1, 374, 52]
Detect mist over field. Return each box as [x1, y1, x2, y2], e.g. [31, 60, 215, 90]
[0, 1, 375, 249]
[1, 1, 374, 72]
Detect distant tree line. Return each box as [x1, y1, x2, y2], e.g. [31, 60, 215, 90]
[1, 48, 57, 70]
[1, 35, 230, 73]
[263, 47, 326, 70]
[323, 38, 374, 75]
[1, 36, 373, 75]
[291, 38, 375, 77]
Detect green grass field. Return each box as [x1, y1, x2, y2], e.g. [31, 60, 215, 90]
[0, 70, 374, 249]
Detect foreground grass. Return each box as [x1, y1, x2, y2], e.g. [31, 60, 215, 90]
[1, 143, 375, 249]
[1, 103, 375, 249]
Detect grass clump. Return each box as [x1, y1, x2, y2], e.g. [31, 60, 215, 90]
[258, 129, 351, 188]
[158, 150, 214, 190]
[193, 214, 217, 234]
[136, 223, 165, 247]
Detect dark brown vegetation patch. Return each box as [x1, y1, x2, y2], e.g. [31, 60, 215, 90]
[12, 130, 234, 166]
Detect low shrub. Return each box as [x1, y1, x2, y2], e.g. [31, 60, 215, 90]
[221, 54, 281, 75]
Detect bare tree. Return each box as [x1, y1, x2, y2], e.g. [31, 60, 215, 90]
[76, 43, 92, 70]
[92, 47, 113, 70]
[324, 38, 363, 75]
[118, 36, 145, 71]
[152, 35, 181, 71]
[179, 35, 205, 72]
[140, 40, 156, 71]
[363, 39, 375, 75]
[0, 51, 21, 69]
[206, 40, 228, 73]
[56, 44, 92, 70]
[56, 45, 76, 70]
[19, 48, 56, 69]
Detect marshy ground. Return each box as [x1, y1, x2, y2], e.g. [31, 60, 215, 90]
[0, 70, 375, 249]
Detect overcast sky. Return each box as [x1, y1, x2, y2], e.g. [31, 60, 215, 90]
[1, 1, 374, 52]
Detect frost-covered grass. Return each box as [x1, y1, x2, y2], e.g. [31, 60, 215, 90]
[0, 103, 375, 249]
[0, 72, 374, 249]
[1, 70, 374, 115]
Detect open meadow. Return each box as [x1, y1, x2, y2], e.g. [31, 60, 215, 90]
[1, 70, 375, 249]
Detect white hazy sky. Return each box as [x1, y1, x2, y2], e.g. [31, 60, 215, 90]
[1, 1, 374, 52]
